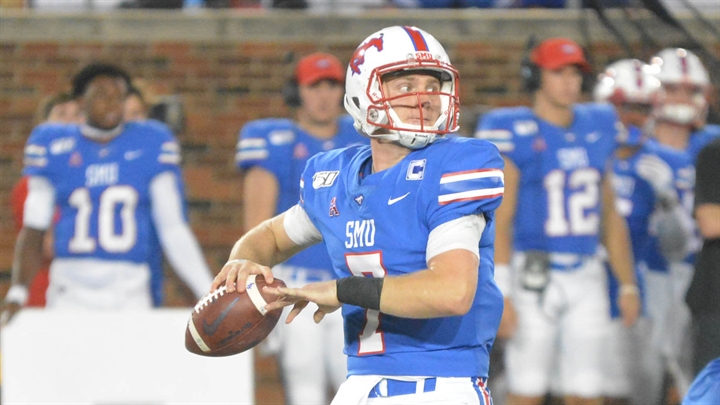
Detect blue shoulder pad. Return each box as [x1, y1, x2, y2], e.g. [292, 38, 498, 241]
[423, 137, 505, 230]
[235, 118, 295, 171]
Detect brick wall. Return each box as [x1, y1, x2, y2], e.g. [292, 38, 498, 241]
[0, 10, 718, 305]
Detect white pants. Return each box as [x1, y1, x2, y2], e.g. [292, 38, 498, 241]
[505, 254, 610, 398]
[46, 258, 152, 310]
[333, 375, 493, 405]
[271, 265, 347, 405]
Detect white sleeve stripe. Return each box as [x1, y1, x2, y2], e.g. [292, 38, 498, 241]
[158, 154, 181, 164]
[474, 129, 512, 140]
[237, 138, 267, 149]
[24, 144, 47, 156]
[23, 176, 56, 230]
[438, 187, 504, 204]
[236, 150, 269, 162]
[495, 143, 515, 152]
[426, 215, 486, 262]
[440, 169, 504, 184]
[24, 157, 48, 167]
[283, 204, 322, 247]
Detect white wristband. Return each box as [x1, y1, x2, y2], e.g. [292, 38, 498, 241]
[620, 284, 640, 296]
[494, 264, 513, 297]
[6, 284, 29, 306]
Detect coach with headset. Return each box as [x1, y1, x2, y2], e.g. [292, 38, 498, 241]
[234, 52, 365, 405]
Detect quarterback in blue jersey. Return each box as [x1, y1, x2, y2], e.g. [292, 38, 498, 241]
[476, 38, 639, 405]
[236, 52, 365, 405]
[2, 63, 212, 319]
[214, 26, 504, 405]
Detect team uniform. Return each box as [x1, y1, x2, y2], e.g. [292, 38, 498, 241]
[235, 115, 365, 404]
[605, 128, 693, 402]
[476, 103, 618, 397]
[22, 121, 211, 308]
[283, 137, 504, 404]
[683, 357, 720, 405]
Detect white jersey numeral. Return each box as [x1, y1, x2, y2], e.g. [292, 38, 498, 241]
[544, 168, 600, 237]
[345, 251, 387, 355]
[68, 185, 139, 253]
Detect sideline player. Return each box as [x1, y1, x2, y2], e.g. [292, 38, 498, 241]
[215, 25, 505, 404]
[235, 52, 365, 404]
[2, 63, 213, 319]
[10, 92, 82, 308]
[646, 48, 719, 396]
[594, 58, 694, 405]
[475, 38, 640, 405]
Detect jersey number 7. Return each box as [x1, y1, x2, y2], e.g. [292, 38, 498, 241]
[345, 251, 387, 355]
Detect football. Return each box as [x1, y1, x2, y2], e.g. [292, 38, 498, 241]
[185, 274, 286, 357]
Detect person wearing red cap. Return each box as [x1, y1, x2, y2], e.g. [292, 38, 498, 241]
[235, 52, 366, 405]
[475, 37, 640, 405]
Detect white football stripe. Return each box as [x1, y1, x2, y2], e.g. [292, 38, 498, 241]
[238, 138, 267, 149]
[235, 150, 269, 162]
[438, 187, 504, 204]
[188, 318, 211, 353]
[245, 274, 269, 316]
[440, 169, 504, 184]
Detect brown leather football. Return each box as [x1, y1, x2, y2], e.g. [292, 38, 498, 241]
[185, 274, 286, 357]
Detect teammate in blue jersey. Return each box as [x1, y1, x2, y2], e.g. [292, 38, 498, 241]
[475, 38, 640, 405]
[646, 48, 718, 395]
[214, 26, 504, 404]
[594, 59, 695, 405]
[1, 63, 213, 319]
[683, 357, 720, 405]
[236, 52, 365, 405]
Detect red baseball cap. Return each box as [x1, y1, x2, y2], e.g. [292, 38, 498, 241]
[295, 52, 345, 86]
[531, 38, 592, 73]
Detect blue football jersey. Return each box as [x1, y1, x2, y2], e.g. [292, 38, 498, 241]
[642, 139, 696, 272]
[299, 136, 505, 378]
[688, 124, 720, 164]
[236, 115, 366, 277]
[476, 104, 618, 258]
[683, 357, 720, 405]
[23, 121, 182, 264]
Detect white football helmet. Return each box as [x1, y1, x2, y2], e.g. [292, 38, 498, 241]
[344, 26, 460, 149]
[649, 48, 710, 126]
[594, 59, 661, 105]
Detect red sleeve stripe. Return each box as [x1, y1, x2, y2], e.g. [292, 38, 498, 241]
[402, 26, 429, 52]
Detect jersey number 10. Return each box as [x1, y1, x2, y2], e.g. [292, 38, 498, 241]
[68, 185, 139, 253]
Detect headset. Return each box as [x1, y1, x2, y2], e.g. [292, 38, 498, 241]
[520, 35, 595, 94]
[282, 78, 301, 108]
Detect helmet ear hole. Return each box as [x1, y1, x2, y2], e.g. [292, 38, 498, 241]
[352, 97, 361, 108]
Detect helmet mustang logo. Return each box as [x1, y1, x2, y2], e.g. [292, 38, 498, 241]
[350, 34, 384, 75]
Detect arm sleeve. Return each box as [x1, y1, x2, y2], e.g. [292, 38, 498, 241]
[283, 204, 323, 247]
[150, 171, 213, 299]
[694, 140, 720, 208]
[426, 214, 486, 262]
[23, 176, 56, 230]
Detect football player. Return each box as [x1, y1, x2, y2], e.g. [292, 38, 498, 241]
[644, 48, 720, 396]
[235, 52, 365, 405]
[475, 38, 640, 405]
[594, 58, 694, 405]
[2, 63, 213, 319]
[214, 26, 505, 404]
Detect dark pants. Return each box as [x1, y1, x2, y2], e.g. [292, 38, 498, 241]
[691, 313, 720, 376]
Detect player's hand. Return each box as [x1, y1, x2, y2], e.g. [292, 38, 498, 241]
[636, 154, 678, 206]
[0, 301, 22, 327]
[264, 280, 341, 324]
[618, 287, 641, 328]
[210, 258, 274, 294]
[497, 297, 518, 339]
